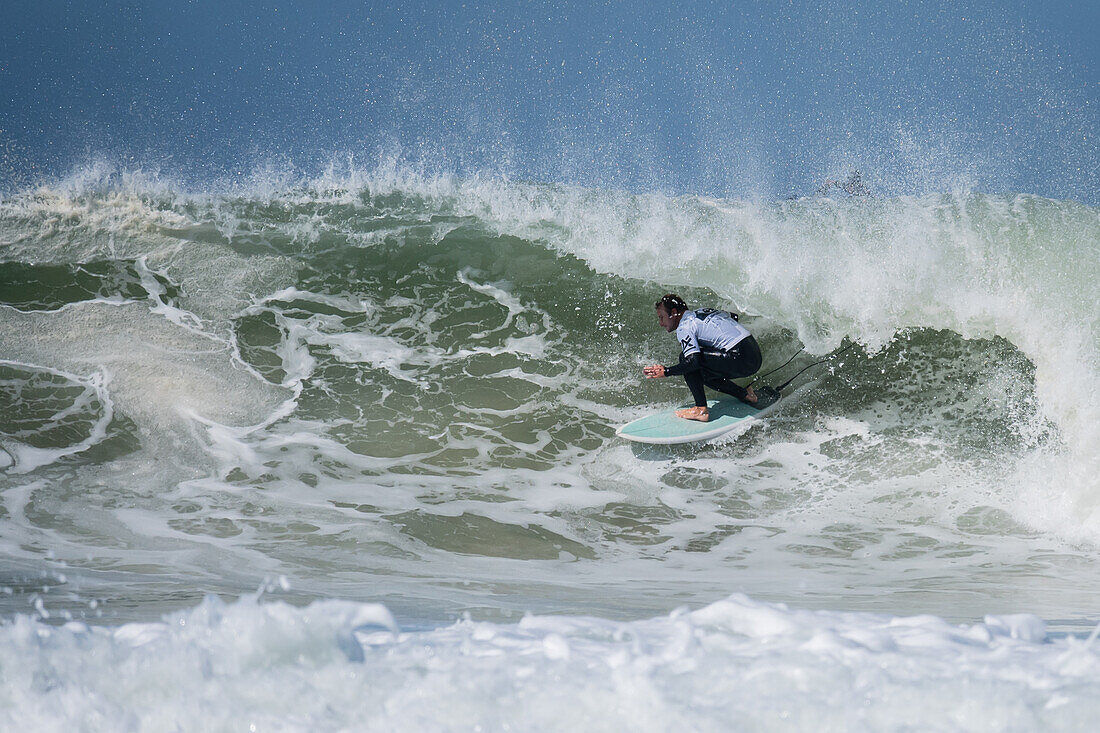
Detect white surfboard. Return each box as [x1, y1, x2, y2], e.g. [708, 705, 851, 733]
[616, 393, 779, 445]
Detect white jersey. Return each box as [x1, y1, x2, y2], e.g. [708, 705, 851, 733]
[675, 309, 750, 357]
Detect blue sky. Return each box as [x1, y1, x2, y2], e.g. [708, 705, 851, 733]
[1, 0, 1096, 200]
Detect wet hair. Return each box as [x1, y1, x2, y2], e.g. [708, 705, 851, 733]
[655, 293, 689, 314]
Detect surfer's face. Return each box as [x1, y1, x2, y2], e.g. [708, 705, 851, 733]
[656, 305, 683, 332]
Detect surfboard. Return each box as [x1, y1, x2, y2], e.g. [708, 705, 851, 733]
[616, 394, 777, 445]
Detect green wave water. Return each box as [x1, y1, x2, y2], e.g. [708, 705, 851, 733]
[0, 164, 1098, 630]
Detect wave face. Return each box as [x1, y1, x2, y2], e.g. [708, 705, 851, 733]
[0, 163, 1099, 724]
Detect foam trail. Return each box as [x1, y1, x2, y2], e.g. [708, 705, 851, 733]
[0, 302, 291, 462]
[0, 360, 115, 474]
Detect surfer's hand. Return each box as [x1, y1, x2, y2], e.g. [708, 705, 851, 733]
[643, 364, 666, 378]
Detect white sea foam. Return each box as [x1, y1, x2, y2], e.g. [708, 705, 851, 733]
[1, 592, 1097, 732]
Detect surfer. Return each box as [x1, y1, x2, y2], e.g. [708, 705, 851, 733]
[643, 294, 762, 422]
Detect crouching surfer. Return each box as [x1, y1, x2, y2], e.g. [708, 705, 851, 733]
[643, 293, 762, 422]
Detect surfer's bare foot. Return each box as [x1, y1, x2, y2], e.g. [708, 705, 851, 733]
[675, 406, 710, 422]
[743, 386, 757, 405]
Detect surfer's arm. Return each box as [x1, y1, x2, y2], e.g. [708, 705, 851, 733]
[662, 352, 702, 377]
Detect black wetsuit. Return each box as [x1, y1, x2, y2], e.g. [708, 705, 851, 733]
[664, 309, 763, 407]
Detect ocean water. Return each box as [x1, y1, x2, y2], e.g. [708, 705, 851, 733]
[0, 162, 1098, 728]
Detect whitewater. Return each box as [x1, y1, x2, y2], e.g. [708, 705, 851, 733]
[1, 162, 1099, 730]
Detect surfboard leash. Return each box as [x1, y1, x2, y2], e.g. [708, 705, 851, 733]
[749, 346, 805, 386]
[770, 341, 859, 393]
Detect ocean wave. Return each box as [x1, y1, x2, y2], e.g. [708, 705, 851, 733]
[1, 161, 1098, 625]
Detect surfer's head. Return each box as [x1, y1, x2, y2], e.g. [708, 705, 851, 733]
[655, 293, 688, 332]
